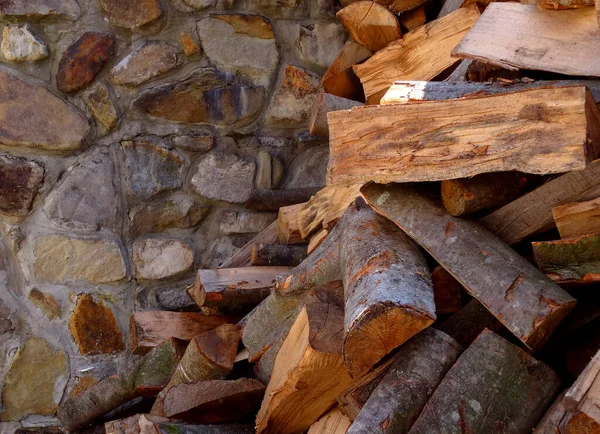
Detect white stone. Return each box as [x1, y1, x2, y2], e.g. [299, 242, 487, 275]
[1, 25, 48, 62]
[133, 238, 194, 280]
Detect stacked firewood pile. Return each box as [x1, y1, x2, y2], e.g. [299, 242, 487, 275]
[55, 0, 600, 433]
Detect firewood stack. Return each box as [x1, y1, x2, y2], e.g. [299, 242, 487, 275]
[56, 0, 600, 433]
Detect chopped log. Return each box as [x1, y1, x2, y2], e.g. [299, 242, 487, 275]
[153, 378, 265, 424]
[409, 330, 562, 434]
[553, 198, 600, 239]
[322, 40, 372, 101]
[308, 228, 328, 255]
[255, 302, 354, 434]
[250, 244, 308, 266]
[278, 203, 305, 245]
[399, 6, 426, 31]
[533, 391, 568, 434]
[106, 415, 255, 434]
[328, 86, 598, 187]
[297, 185, 362, 239]
[308, 407, 352, 434]
[431, 266, 462, 314]
[453, 4, 600, 77]
[134, 337, 187, 396]
[130, 311, 237, 355]
[336, 1, 402, 53]
[533, 233, 600, 284]
[560, 354, 600, 433]
[220, 221, 279, 268]
[441, 172, 531, 217]
[279, 204, 436, 377]
[353, 7, 480, 103]
[347, 328, 462, 434]
[376, 0, 428, 13]
[245, 188, 321, 211]
[482, 160, 600, 245]
[187, 267, 291, 311]
[565, 350, 600, 411]
[308, 93, 363, 138]
[361, 184, 577, 351]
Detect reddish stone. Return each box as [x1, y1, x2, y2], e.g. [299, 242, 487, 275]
[0, 153, 44, 217]
[56, 32, 116, 94]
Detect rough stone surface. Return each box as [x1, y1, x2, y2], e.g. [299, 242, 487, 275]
[83, 82, 118, 130]
[0, 298, 13, 335]
[220, 210, 276, 234]
[33, 235, 126, 283]
[110, 41, 183, 87]
[130, 193, 211, 235]
[44, 148, 117, 230]
[172, 135, 214, 152]
[156, 286, 197, 310]
[122, 138, 186, 200]
[1, 337, 67, 421]
[0, 0, 80, 19]
[56, 32, 116, 94]
[183, 0, 216, 9]
[265, 64, 320, 127]
[132, 238, 194, 280]
[69, 294, 124, 355]
[197, 15, 278, 86]
[1, 25, 48, 62]
[28, 289, 61, 320]
[247, 0, 308, 18]
[0, 153, 44, 217]
[134, 67, 265, 126]
[0, 69, 89, 151]
[298, 22, 346, 68]
[181, 32, 201, 56]
[191, 152, 256, 203]
[284, 145, 328, 189]
[98, 0, 162, 29]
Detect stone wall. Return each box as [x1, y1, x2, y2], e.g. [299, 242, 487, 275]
[0, 0, 346, 429]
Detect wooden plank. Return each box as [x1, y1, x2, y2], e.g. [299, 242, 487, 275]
[452, 3, 600, 77]
[481, 160, 600, 245]
[553, 197, 600, 239]
[322, 40, 372, 102]
[220, 220, 279, 268]
[353, 6, 480, 103]
[361, 184, 577, 351]
[328, 86, 598, 186]
[337, 1, 402, 52]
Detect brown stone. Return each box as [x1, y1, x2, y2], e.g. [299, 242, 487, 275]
[28, 289, 61, 320]
[0, 153, 44, 217]
[69, 294, 124, 355]
[181, 32, 201, 56]
[56, 32, 116, 94]
[98, 0, 162, 29]
[0, 0, 80, 19]
[83, 82, 118, 130]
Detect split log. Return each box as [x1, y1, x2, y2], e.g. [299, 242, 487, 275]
[482, 159, 600, 245]
[308, 93, 363, 138]
[376, 0, 428, 13]
[250, 244, 308, 266]
[245, 188, 321, 211]
[441, 172, 531, 217]
[328, 86, 599, 187]
[565, 350, 600, 411]
[322, 40, 372, 101]
[400, 7, 426, 31]
[279, 203, 436, 377]
[153, 378, 265, 424]
[130, 311, 238, 355]
[452, 3, 600, 77]
[187, 267, 291, 311]
[336, 1, 402, 53]
[134, 337, 187, 396]
[308, 229, 328, 255]
[533, 391, 568, 434]
[105, 415, 255, 434]
[431, 266, 462, 314]
[255, 302, 354, 434]
[408, 330, 562, 434]
[105, 414, 168, 434]
[553, 197, 600, 239]
[353, 6, 480, 103]
[308, 407, 352, 434]
[361, 184, 577, 351]
[278, 203, 305, 244]
[347, 328, 462, 434]
[220, 221, 279, 268]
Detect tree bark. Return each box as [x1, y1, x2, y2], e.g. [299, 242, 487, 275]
[250, 244, 308, 266]
[245, 188, 321, 211]
[134, 337, 187, 396]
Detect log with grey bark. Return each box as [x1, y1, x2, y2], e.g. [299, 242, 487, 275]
[362, 183, 576, 351]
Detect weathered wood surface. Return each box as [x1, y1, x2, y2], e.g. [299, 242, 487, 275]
[452, 3, 600, 77]
[278, 203, 305, 245]
[220, 221, 279, 268]
[309, 93, 363, 138]
[482, 160, 600, 245]
[250, 244, 308, 266]
[561, 357, 600, 432]
[362, 184, 577, 351]
[348, 328, 462, 434]
[134, 338, 186, 396]
[353, 7, 480, 103]
[400, 6, 426, 31]
[308, 229, 328, 255]
[533, 391, 568, 434]
[322, 40, 371, 101]
[337, 1, 402, 53]
[245, 188, 321, 211]
[565, 349, 600, 411]
[408, 330, 562, 434]
[431, 266, 463, 314]
[308, 407, 352, 434]
[553, 197, 600, 239]
[255, 302, 353, 434]
[328, 86, 598, 186]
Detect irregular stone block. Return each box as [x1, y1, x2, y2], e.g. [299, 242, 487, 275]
[0, 0, 80, 19]
[110, 41, 183, 87]
[83, 82, 118, 130]
[0, 153, 44, 217]
[1, 25, 48, 62]
[197, 14, 278, 87]
[33, 235, 126, 283]
[265, 64, 320, 128]
[122, 138, 186, 200]
[28, 289, 61, 320]
[284, 145, 328, 189]
[172, 135, 214, 152]
[220, 210, 277, 234]
[0, 298, 13, 334]
[1, 337, 67, 421]
[191, 152, 256, 203]
[56, 32, 116, 93]
[0, 70, 89, 151]
[181, 32, 201, 56]
[98, 0, 162, 29]
[69, 294, 124, 355]
[133, 238, 195, 280]
[247, 0, 308, 18]
[297, 22, 346, 68]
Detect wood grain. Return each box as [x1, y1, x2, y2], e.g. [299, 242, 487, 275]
[553, 197, 600, 239]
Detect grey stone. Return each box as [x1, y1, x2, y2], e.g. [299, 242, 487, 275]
[98, 0, 162, 29]
[284, 145, 328, 189]
[183, 0, 216, 8]
[133, 238, 195, 280]
[191, 152, 256, 203]
[0, 153, 44, 217]
[172, 135, 214, 153]
[0, 298, 13, 334]
[44, 148, 117, 231]
[0, 0, 80, 19]
[298, 22, 346, 68]
[156, 286, 197, 310]
[220, 210, 276, 234]
[1, 25, 48, 62]
[246, 0, 308, 18]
